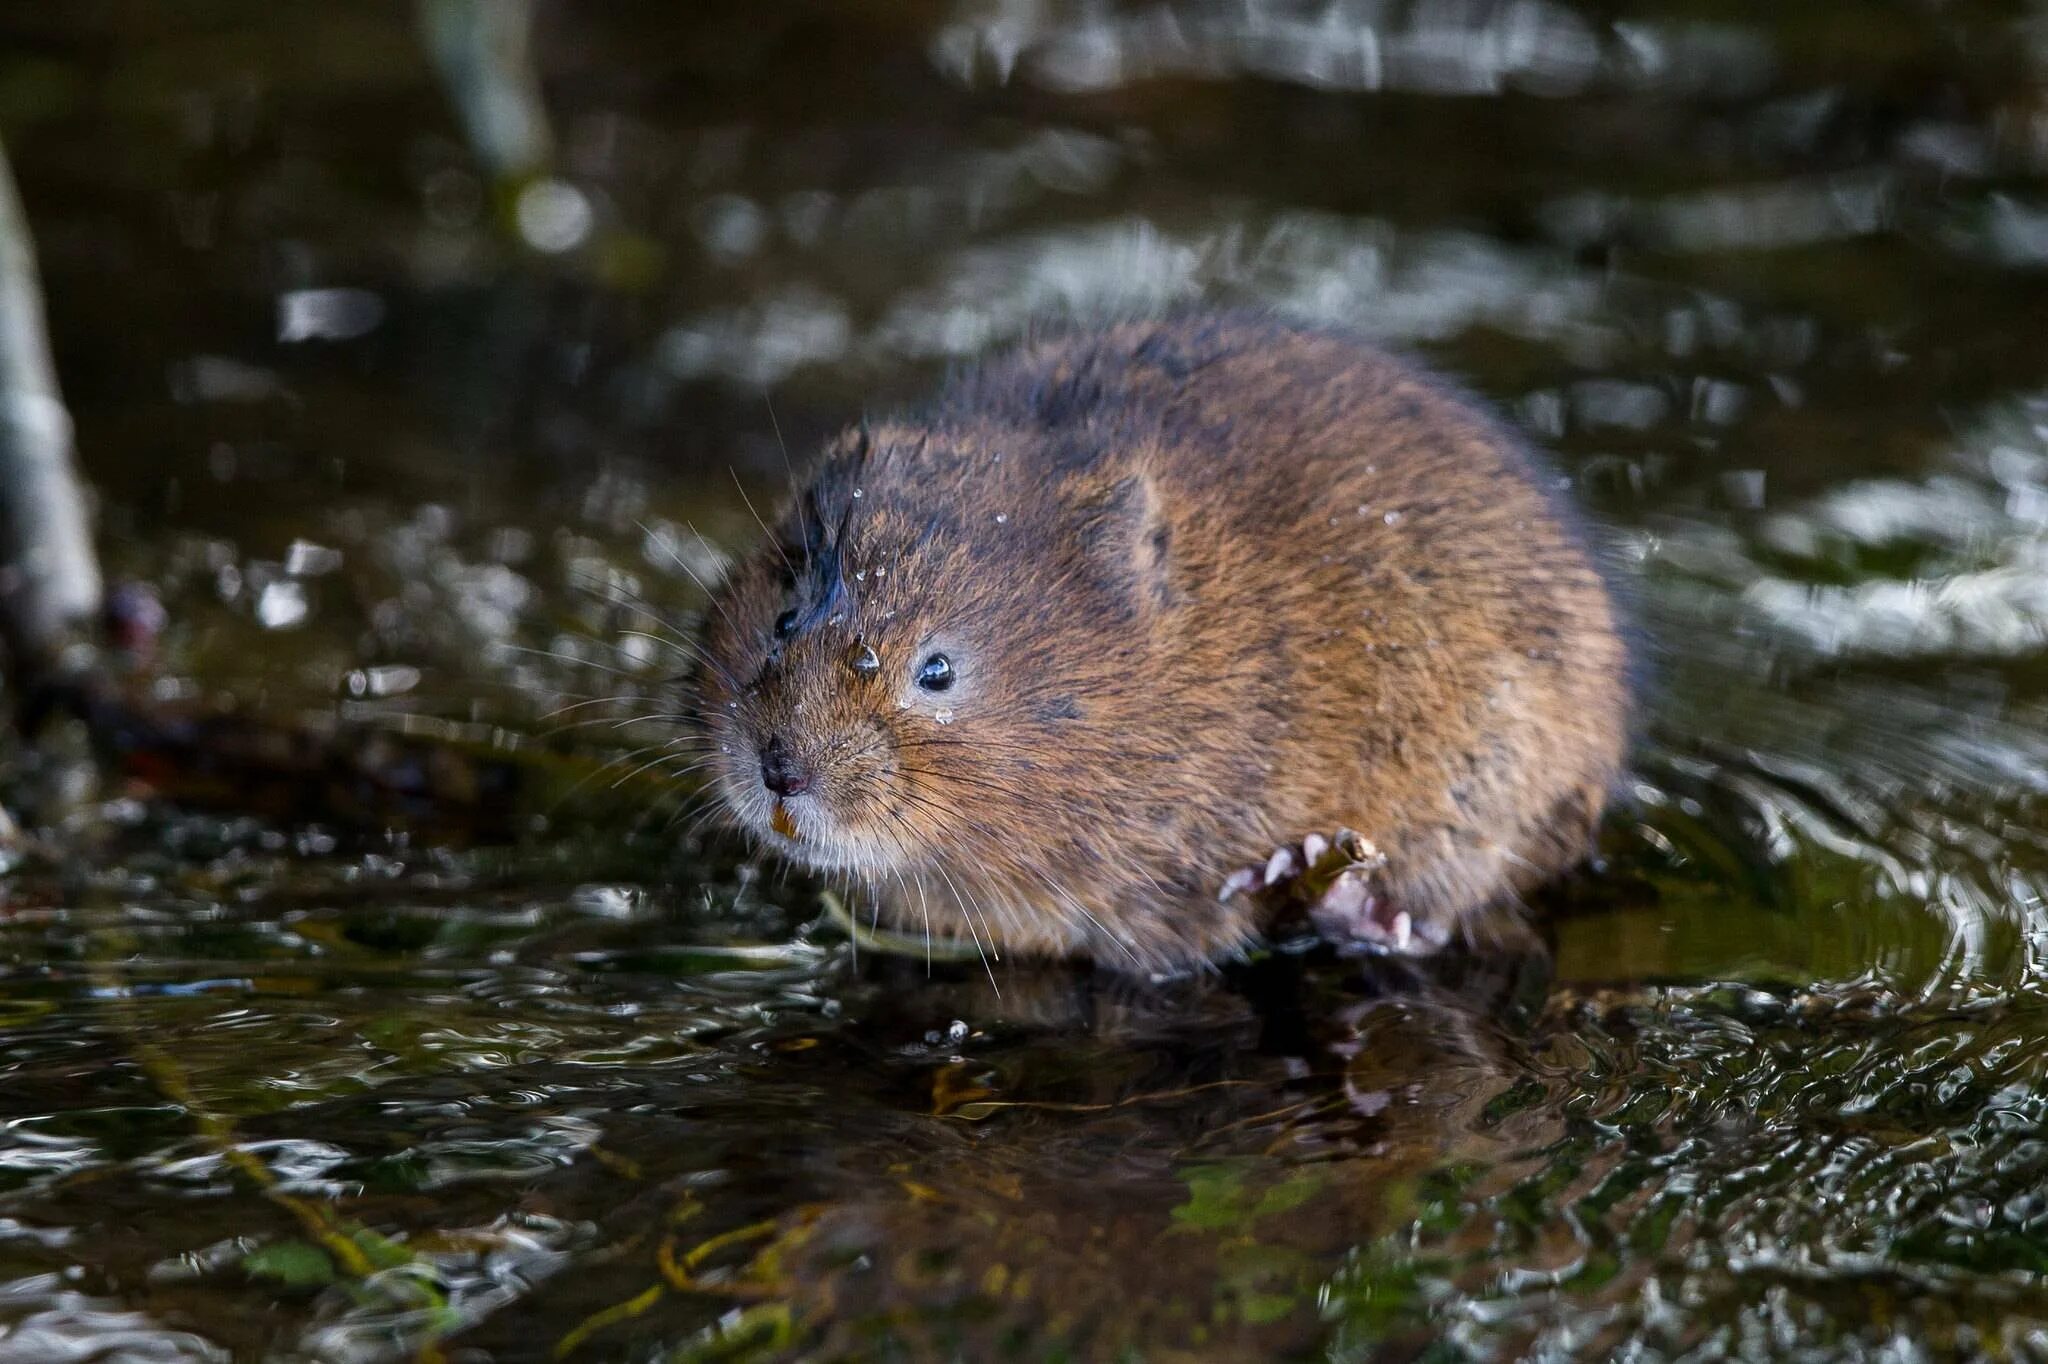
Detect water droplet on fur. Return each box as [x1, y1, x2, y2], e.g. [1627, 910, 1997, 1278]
[994, 513, 1008, 524]
[933, 708, 956, 725]
[1356, 504, 1371, 516]
[1382, 510, 1403, 525]
[872, 566, 885, 577]
[854, 570, 867, 582]
[851, 487, 864, 499]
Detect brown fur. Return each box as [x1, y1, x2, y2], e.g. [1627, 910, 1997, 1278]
[695, 315, 1632, 972]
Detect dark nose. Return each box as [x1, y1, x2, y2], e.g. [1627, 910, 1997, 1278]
[759, 739, 812, 798]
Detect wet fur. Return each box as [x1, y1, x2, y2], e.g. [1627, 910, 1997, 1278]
[696, 315, 1632, 972]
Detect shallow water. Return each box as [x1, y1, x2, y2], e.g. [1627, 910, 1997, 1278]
[4, 1, 2048, 1359]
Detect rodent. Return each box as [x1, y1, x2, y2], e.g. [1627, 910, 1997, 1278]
[695, 314, 1632, 972]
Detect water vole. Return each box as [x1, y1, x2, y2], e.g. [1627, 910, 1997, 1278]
[695, 315, 1631, 971]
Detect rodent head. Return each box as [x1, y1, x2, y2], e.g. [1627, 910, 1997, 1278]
[696, 422, 1177, 895]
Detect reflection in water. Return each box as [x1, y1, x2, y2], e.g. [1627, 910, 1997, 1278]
[1708, 397, 2048, 663]
[935, 0, 1638, 97]
[1632, 394, 2048, 996]
[2, 0, 2048, 1358]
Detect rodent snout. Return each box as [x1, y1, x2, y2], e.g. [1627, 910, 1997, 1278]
[758, 737, 813, 798]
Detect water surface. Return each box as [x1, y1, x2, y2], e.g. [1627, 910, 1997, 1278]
[4, 1, 2048, 1358]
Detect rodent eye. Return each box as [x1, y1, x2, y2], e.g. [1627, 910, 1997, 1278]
[773, 608, 799, 639]
[847, 643, 880, 678]
[916, 653, 954, 692]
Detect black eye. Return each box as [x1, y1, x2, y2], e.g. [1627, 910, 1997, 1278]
[774, 608, 799, 638]
[916, 653, 954, 692]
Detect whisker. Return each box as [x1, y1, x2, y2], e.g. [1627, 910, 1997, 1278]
[562, 570, 743, 693]
[883, 784, 1142, 962]
[1032, 869, 1142, 967]
[633, 518, 745, 641]
[765, 393, 811, 579]
[664, 794, 730, 842]
[537, 712, 682, 742]
[626, 766, 720, 839]
[545, 738, 695, 818]
[496, 642, 651, 681]
[931, 860, 998, 994]
[614, 628, 703, 661]
[537, 693, 661, 723]
[731, 468, 796, 583]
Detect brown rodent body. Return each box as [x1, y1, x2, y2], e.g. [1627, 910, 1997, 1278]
[696, 315, 1631, 972]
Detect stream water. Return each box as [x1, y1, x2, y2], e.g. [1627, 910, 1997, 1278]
[5, 2, 2048, 1359]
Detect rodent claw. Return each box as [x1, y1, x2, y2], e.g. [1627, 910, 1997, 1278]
[1217, 867, 1259, 903]
[1263, 847, 1300, 886]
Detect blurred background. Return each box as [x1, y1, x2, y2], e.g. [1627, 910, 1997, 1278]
[3, 1, 2048, 1360]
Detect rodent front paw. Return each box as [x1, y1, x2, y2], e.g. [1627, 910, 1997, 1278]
[1221, 829, 1432, 952]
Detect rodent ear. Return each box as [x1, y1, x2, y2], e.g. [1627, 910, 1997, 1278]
[1075, 473, 1174, 614]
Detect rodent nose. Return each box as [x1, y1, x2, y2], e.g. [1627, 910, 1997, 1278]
[759, 739, 813, 798]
